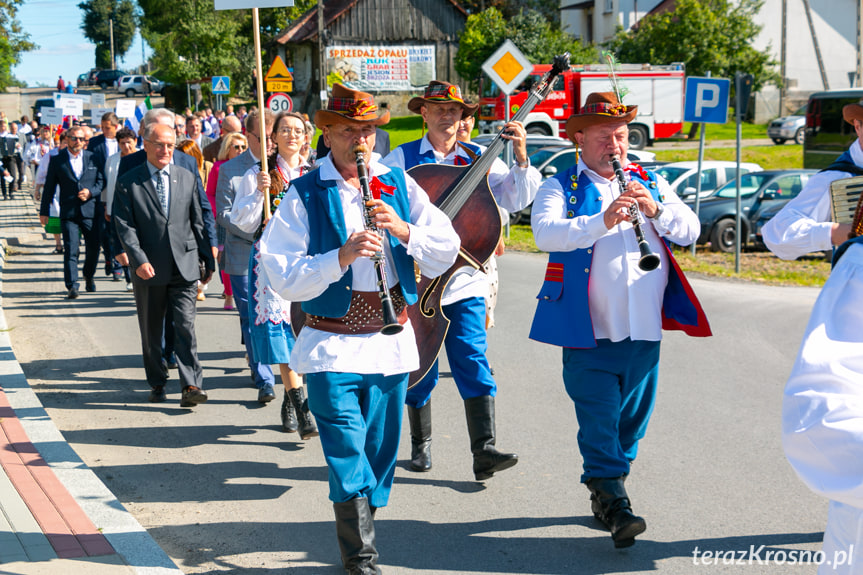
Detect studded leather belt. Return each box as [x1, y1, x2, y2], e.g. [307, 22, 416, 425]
[304, 288, 407, 335]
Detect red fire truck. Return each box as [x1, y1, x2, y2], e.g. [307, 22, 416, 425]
[479, 63, 686, 149]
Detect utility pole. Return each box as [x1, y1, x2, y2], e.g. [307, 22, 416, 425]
[858, 0, 862, 86]
[109, 18, 115, 70]
[779, 0, 786, 114]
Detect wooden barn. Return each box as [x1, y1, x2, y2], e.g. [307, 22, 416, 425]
[271, 0, 468, 117]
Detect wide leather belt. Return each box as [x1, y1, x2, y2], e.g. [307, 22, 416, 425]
[305, 288, 407, 335]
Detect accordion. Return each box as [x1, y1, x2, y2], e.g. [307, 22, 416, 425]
[830, 176, 863, 238]
[0, 137, 16, 158]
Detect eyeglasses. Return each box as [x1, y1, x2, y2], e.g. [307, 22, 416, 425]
[146, 140, 175, 150]
[231, 144, 247, 151]
[277, 128, 305, 136]
[67, 136, 86, 142]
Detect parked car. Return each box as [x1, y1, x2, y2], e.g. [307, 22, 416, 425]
[691, 169, 816, 252]
[767, 105, 807, 145]
[32, 98, 56, 124]
[93, 69, 126, 89]
[471, 133, 571, 159]
[654, 161, 763, 200]
[117, 75, 165, 97]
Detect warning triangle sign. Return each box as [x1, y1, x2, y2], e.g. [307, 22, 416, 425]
[213, 78, 229, 93]
[265, 56, 293, 82]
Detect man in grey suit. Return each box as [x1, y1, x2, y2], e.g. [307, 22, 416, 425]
[215, 108, 275, 394]
[113, 123, 215, 407]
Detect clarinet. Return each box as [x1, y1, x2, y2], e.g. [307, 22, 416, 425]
[610, 156, 661, 272]
[353, 144, 404, 336]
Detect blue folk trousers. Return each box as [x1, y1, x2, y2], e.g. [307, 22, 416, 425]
[562, 338, 661, 483]
[405, 296, 496, 408]
[229, 274, 274, 388]
[306, 371, 408, 508]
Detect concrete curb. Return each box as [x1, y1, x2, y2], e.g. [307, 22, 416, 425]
[0, 238, 184, 575]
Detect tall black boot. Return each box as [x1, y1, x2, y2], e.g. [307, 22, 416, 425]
[464, 395, 518, 481]
[407, 402, 432, 472]
[333, 497, 380, 575]
[289, 386, 319, 440]
[281, 390, 298, 433]
[585, 475, 647, 548]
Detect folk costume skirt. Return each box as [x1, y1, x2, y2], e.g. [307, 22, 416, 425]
[247, 243, 295, 366]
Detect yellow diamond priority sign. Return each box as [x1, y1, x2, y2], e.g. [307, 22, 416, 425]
[482, 40, 532, 96]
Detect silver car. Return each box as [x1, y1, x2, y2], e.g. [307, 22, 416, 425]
[117, 75, 165, 97]
[767, 105, 806, 145]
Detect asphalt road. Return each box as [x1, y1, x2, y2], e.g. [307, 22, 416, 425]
[3, 242, 829, 574]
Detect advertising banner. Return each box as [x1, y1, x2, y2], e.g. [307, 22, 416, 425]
[325, 45, 435, 91]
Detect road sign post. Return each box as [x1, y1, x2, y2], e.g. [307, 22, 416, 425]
[266, 93, 293, 113]
[684, 75, 731, 255]
[481, 40, 532, 191]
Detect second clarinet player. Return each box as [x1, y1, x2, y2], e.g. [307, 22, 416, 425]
[257, 84, 459, 574]
[529, 91, 711, 548]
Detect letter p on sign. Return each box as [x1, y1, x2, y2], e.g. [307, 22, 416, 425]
[684, 77, 731, 125]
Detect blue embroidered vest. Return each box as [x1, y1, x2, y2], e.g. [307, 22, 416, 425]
[398, 139, 482, 169]
[292, 167, 418, 317]
[529, 164, 711, 348]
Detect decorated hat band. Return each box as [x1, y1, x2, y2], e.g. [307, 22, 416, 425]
[580, 101, 629, 117]
[424, 84, 465, 104]
[327, 97, 378, 119]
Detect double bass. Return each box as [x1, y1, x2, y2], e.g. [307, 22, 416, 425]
[407, 53, 571, 386]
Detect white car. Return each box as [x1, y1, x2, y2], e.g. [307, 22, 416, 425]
[654, 161, 763, 200]
[117, 75, 165, 97]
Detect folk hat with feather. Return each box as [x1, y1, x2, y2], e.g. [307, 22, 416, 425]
[565, 91, 638, 141]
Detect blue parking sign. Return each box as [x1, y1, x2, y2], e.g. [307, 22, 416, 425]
[684, 77, 731, 124]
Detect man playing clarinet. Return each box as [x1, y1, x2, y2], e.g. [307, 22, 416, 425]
[258, 84, 459, 575]
[530, 91, 711, 548]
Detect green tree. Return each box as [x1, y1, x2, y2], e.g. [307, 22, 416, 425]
[455, 7, 596, 91]
[0, 0, 37, 89]
[607, 0, 779, 93]
[79, 0, 137, 70]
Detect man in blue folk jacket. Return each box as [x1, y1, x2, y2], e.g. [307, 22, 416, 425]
[530, 91, 711, 548]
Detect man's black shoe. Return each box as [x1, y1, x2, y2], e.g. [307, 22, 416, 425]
[149, 386, 167, 403]
[67, 288, 79, 299]
[85, 278, 96, 292]
[104, 262, 113, 276]
[180, 386, 208, 407]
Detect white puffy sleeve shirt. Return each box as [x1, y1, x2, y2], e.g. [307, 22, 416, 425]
[783, 241, 863, 508]
[383, 135, 541, 305]
[257, 155, 460, 376]
[763, 141, 863, 260]
[230, 155, 311, 234]
[531, 159, 699, 342]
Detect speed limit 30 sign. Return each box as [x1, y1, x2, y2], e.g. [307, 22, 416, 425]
[267, 93, 293, 113]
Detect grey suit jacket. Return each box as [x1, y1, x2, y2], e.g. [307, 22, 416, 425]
[215, 150, 258, 275]
[113, 162, 215, 286]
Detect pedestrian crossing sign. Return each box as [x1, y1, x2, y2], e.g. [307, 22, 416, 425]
[212, 76, 230, 95]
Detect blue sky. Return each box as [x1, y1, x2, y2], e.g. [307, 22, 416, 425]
[13, 0, 150, 88]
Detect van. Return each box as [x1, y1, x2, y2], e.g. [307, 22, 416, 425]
[803, 88, 863, 169]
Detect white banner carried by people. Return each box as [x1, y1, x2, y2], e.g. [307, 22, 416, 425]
[214, 0, 293, 8]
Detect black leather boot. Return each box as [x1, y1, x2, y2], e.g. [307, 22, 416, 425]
[333, 497, 381, 575]
[464, 395, 518, 480]
[407, 402, 432, 472]
[289, 386, 319, 440]
[585, 476, 647, 548]
[281, 390, 298, 433]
